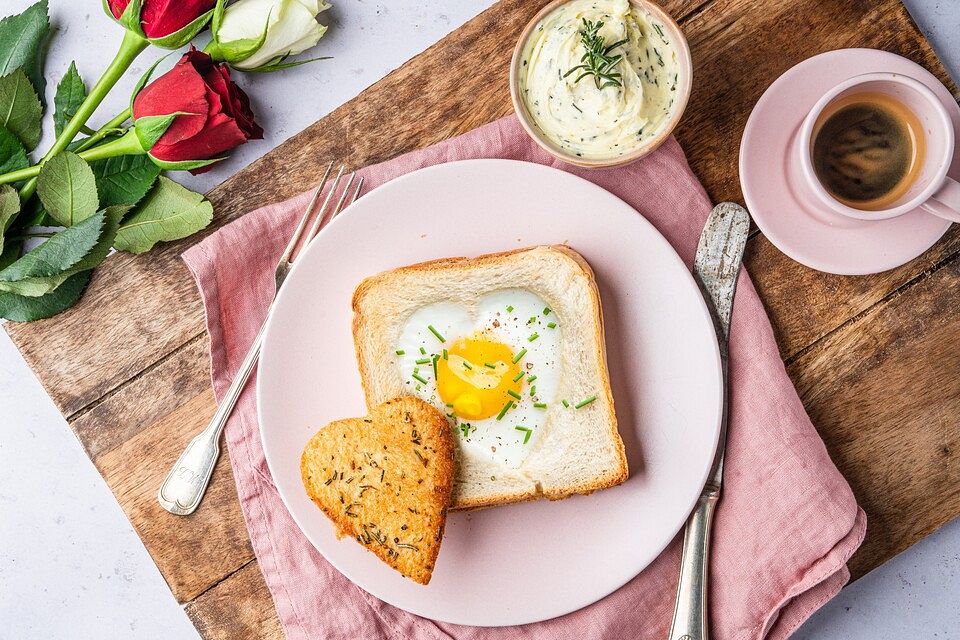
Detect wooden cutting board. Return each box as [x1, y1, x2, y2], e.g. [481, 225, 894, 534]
[7, 0, 960, 637]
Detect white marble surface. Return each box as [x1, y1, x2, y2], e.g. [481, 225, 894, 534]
[0, 332, 201, 640]
[1, 0, 958, 638]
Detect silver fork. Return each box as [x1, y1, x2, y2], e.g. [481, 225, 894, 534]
[158, 163, 364, 516]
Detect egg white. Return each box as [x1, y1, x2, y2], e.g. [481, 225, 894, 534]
[394, 289, 561, 469]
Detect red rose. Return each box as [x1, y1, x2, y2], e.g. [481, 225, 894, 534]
[133, 49, 263, 174]
[109, 0, 215, 40]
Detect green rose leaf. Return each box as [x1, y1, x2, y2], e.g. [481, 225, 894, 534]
[0, 270, 91, 322]
[0, 69, 42, 150]
[0, 0, 50, 103]
[114, 176, 213, 253]
[91, 154, 161, 208]
[54, 62, 87, 138]
[0, 183, 18, 222]
[37, 151, 100, 226]
[0, 210, 103, 291]
[0, 184, 19, 254]
[0, 207, 125, 297]
[14, 196, 50, 228]
[0, 238, 21, 270]
[0, 126, 29, 175]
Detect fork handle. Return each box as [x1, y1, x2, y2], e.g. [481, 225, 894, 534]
[157, 322, 267, 515]
[667, 490, 718, 640]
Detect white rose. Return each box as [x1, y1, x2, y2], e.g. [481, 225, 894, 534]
[216, 0, 331, 70]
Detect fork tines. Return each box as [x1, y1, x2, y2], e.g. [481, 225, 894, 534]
[283, 163, 361, 264]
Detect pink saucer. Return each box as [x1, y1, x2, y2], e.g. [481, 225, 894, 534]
[740, 48, 956, 275]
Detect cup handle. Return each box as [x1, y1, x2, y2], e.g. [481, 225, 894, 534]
[920, 176, 960, 223]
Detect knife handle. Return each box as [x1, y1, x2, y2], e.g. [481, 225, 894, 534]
[667, 488, 719, 640]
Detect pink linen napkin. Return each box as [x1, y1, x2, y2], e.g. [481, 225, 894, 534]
[183, 115, 865, 640]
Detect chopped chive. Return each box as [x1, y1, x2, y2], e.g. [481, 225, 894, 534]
[432, 354, 439, 379]
[514, 425, 532, 444]
[530, 385, 537, 397]
[412, 373, 429, 385]
[547, 322, 557, 329]
[446, 403, 454, 408]
[395, 350, 405, 355]
[506, 305, 514, 312]
[416, 384, 422, 391]
[496, 400, 514, 420]
[460, 423, 472, 438]
[443, 349, 448, 360]
[527, 375, 537, 383]
[575, 395, 597, 409]
[415, 358, 431, 365]
[527, 316, 537, 325]
[419, 346, 426, 355]
[528, 333, 539, 342]
[507, 389, 522, 400]
[562, 399, 570, 408]
[512, 348, 527, 363]
[484, 362, 497, 369]
[512, 371, 526, 382]
[534, 402, 547, 409]
[413, 367, 420, 375]
[427, 325, 446, 342]
[463, 361, 473, 370]
[543, 307, 552, 315]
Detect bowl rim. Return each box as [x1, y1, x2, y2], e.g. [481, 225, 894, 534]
[509, 0, 693, 169]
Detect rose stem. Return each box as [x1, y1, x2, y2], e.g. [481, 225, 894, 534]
[16, 30, 147, 201]
[0, 109, 136, 187]
[74, 129, 146, 163]
[74, 109, 132, 153]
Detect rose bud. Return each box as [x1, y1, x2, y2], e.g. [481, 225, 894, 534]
[131, 48, 263, 174]
[107, 0, 216, 48]
[208, 0, 331, 71]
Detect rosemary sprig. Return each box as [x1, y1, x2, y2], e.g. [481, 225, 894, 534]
[563, 18, 628, 90]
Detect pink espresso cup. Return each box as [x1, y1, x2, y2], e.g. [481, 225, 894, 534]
[796, 72, 960, 223]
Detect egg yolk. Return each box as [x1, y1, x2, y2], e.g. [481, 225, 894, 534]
[436, 335, 523, 420]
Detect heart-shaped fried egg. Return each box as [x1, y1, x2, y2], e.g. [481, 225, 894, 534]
[395, 290, 561, 468]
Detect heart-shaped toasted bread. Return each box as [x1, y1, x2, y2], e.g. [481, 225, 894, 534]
[300, 396, 455, 584]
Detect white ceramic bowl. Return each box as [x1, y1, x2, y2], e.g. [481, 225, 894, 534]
[510, 0, 693, 168]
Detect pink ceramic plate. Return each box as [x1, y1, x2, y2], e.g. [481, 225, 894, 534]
[740, 48, 956, 275]
[257, 160, 722, 626]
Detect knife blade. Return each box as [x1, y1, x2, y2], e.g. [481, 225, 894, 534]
[695, 201, 750, 487]
[694, 201, 750, 344]
[668, 202, 750, 640]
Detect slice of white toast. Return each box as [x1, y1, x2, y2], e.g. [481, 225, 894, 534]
[352, 245, 627, 510]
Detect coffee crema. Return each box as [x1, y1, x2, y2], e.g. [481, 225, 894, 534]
[811, 92, 925, 211]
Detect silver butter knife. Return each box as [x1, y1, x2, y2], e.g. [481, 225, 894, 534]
[668, 202, 750, 640]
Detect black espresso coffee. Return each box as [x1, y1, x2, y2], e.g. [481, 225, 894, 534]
[811, 92, 924, 211]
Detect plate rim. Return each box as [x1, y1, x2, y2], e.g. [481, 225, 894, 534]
[257, 158, 722, 626]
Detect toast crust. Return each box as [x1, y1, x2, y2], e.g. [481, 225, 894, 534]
[300, 397, 455, 584]
[352, 245, 628, 510]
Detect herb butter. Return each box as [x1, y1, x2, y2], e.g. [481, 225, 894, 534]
[517, 0, 683, 160]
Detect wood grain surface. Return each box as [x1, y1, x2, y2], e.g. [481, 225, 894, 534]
[7, 0, 960, 637]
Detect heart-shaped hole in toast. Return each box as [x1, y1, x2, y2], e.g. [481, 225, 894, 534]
[394, 289, 562, 469]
